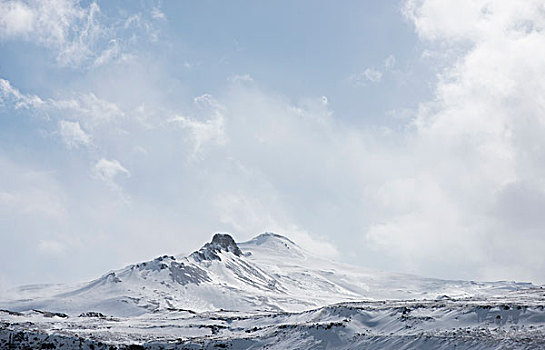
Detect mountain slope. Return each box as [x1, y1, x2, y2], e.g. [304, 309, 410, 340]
[0, 233, 535, 317]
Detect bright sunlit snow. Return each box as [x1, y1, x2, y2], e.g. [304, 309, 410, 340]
[1, 233, 544, 348]
[2, 0, 545, 348]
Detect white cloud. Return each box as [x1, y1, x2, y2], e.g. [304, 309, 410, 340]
[228, 74, 254, 83]
[151, 7, 166, 21]
[384, 55, 396, 70]
[214, 193, 278, 234]
[0, 0, 104, 66]
[0, 0, 161, 67]
[364, 67, 382, 82]
[122, 9, 162, 42]
[170, 114, 227, 156]
[1, 78, 125, 128]
[0, 78, 44, 109]
[93, 39, 120, 67]
[350, 55, 396, 87]
[59, 120, 91, 149]
[361, 0, 545, 282]
[0, 1, 35, 37]
[93, 158, 130, 184]
[69, 93, 125, 128]
[213, 192, 339, 258]
[169, 94, 228, 156]
[288, 228, 339, 258]
[351, 68, 382, 86]
[124, 14, 141, 29]
[3, 0, 545, 286]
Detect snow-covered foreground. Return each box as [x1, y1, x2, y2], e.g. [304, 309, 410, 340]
[1, 233, 544, 349]
[2, 290, 545, 349]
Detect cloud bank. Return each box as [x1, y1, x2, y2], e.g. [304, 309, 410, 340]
[0, 0, 544, 286]
[366, 0, 545, 280]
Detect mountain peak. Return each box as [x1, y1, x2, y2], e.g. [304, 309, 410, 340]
[252, 232, 297, 245]
[191, 233, 242, 261]
[238, 232, 305, 259]
[211, 233, 240, 250]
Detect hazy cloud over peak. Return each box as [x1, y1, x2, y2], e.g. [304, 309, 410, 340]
[1, 0, 544, 287]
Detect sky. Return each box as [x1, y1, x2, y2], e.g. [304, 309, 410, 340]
[1, 0, 545, 288]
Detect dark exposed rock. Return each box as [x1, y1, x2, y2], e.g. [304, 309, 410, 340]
[32, 310, 68, 318]
[191, 233, 242, 261]
[0, 309, 23, 316]
[169, 262, 211, 285]
[105, 272, 122, 283]
[79, 312, 106, 318]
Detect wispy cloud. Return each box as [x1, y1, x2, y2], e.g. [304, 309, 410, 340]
[1, 78, 124, 129]
[213, 192, 339, 258]
[349, 55, 396, 87]
[0, 0, 164, 67]
[92, 158, 130, 190]
[151, 7, 166, 21]
[58, 120, 92, 149]
[169, 94, 228, 157]
[0, 78, 44, 108]
[352, 68, 383, 85]
[0, 0, 103, 66]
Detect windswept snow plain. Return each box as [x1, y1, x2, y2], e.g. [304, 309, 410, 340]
[1, 233, 544, 349]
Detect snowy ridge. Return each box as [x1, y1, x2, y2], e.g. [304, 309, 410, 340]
[1, 288, 545, 349]
[0, 232, 536, 317]
[0, 232, 543, 349]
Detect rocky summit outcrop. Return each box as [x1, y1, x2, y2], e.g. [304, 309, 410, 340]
[191, 233, 242, 261]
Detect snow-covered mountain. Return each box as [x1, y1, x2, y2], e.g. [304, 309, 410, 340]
[1, 232, 543, 349]
[0, 232, 534, 317]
